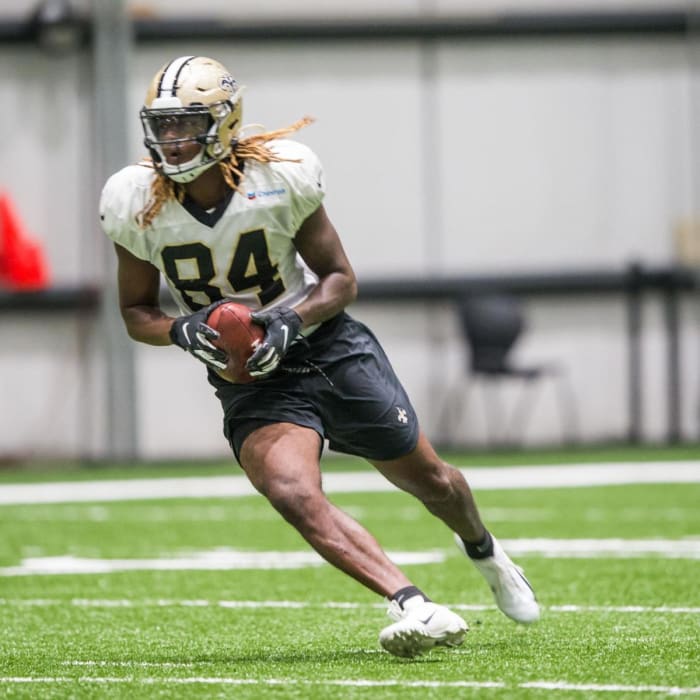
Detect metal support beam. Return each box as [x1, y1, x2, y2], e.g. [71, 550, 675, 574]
[689, 1, 700, 441]
[664, 286, 682, 444]
[625, 264, 643, 444]
[92, 0, 138, 460]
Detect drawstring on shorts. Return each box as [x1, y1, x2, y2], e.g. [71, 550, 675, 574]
[281, 359, 335, 388]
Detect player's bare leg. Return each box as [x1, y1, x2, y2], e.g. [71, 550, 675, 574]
[370, 431, 487, 541]
[239, 422, 413, 596]
[370, 431, 540, 624]
[239, 422, 468, 656]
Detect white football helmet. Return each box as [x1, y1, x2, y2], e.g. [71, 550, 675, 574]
[140, 56, 243, 183]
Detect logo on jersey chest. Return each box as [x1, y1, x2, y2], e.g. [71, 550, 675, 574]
[246, 187, 287, 201]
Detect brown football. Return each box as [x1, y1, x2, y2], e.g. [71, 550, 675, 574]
[207, 302, 264, 384]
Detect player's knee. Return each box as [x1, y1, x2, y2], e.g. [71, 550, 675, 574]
[416, 462, 460, 505]
[265, 483, 324, 528]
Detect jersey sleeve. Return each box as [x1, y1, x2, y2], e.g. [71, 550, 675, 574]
[272, 140, 326, 234]
[99, 165, 154, 261]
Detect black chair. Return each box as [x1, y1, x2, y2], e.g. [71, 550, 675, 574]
[440, 293, 578, 447]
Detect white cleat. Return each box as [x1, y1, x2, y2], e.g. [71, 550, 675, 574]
[455, 533, 540, 624]
[379, 595, 468, 658]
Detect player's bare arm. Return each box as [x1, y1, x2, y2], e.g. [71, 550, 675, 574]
[291, 203, 358, 327]
[115, 243, 173, 346]
[116, 242, 227, 368]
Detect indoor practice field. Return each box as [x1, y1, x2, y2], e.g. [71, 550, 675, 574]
[0, 448, 698, 699]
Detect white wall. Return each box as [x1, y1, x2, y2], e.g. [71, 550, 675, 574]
[0, 1, 684, 19]
[1, 20, 699, 460]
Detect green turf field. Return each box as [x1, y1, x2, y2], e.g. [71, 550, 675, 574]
[0, 455, 698, 698]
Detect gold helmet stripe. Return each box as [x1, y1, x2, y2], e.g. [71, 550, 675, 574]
[157, 55, 195, 99]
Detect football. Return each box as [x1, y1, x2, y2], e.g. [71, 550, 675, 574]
[207, 301, 265, 384]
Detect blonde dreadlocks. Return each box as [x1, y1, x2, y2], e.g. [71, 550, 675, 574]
[137, 116, 314, 229]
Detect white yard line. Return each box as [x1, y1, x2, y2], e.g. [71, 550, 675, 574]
[0, 598, 698, 614]
[1, 538, 698, 576]
[0, 461, 698, 505]
[62, 661, 194, 668]
[519, 682, 700, 695]
[0, 677, 698, 694]
[0, 549, 445, 576]
[496, 538, 700, 558]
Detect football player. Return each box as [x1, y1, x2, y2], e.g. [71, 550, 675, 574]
[100, 55, 539, 658]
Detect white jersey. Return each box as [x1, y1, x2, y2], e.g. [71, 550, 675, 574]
[99, 139, 324, 320]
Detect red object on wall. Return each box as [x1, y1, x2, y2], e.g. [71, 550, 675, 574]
[0, 193, 51, 290]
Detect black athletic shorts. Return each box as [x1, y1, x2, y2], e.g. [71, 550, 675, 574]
[207, 312, 420, 464]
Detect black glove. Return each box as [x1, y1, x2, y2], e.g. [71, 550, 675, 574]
[246, 306, 303, 377]
[169, 299, 229, 370]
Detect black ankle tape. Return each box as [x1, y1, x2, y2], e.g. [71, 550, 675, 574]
[390, 585, 430, 608]
[463, 530, 494, 560]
